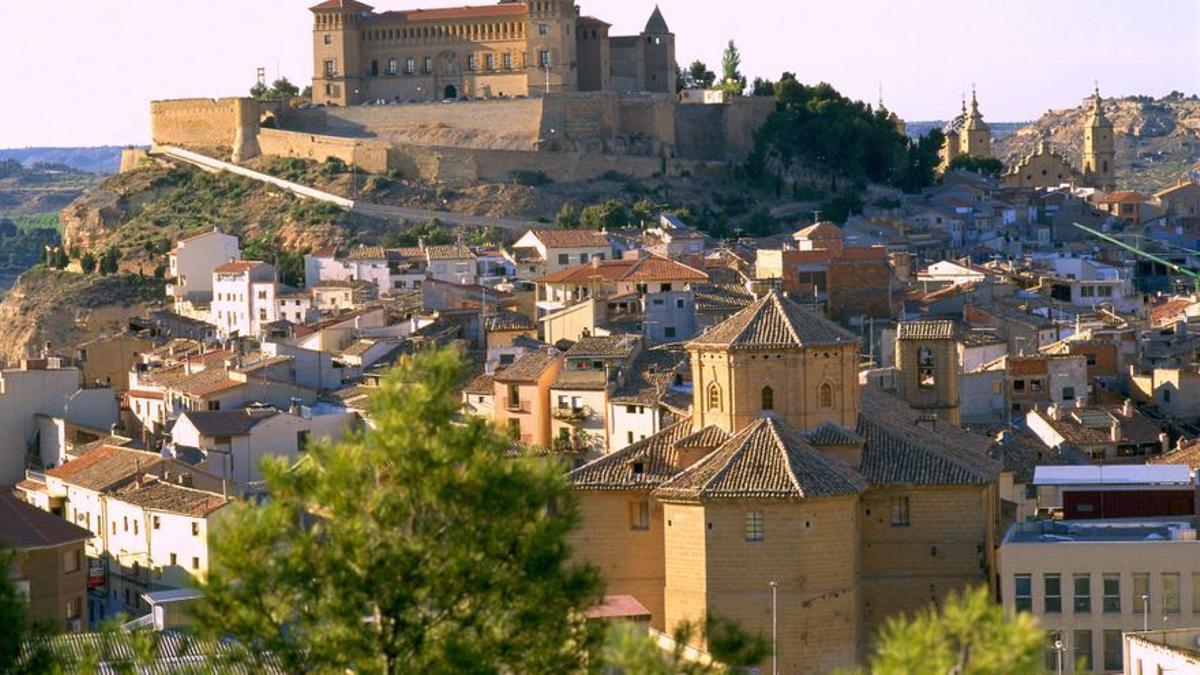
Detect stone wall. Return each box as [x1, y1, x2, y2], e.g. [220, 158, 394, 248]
[150, 98, 282, 162]
[257, 129, 390, 174]
[675, 97, 776, 162]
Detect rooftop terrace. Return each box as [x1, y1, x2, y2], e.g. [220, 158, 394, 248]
[1005, 518, 1199, 545]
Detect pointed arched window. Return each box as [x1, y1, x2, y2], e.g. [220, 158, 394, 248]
[819, 382, 834, 409]
[761, 386, 775, 411]
[707, 383, 721, 411]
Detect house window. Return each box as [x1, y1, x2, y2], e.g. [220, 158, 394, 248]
[1074, 630, 1093, 672]
[557, 254, 569, 265]
[192, 557, 200, 570]
[819, 382, 833, 409]
[1030, 380, 1043, 392]
[1073, 573, 1091, 613]
[626, 405, 638, 414]
[66, 597, 81, 621]
[761, 386, 774, 411]
[507, 385, 521, 410]
[153, 516, 161, 530]
[387, 58, 397, 75]
[707, 383, 721, 411]
[1102, 573, 1120, 613]
[503, 52, 512, 70]
[676, 299, 685, 309]
[207, 401, 220, 411]
[1163, 573, 1181, 613]
[1043, 573, 1061, 613]
[192, 522, 200, 537]
[661, 284, 673, 292]
[133, 520, 138, 536]
[323, 34, 332, 45]
[664, 326, 676, 339]
[1014, 574, 1032, 612]
[170, 553, 177, 566]
[918, 346, 936, 388]
[745, 511, 763, 542]
[891, 496, 910, 527]
[424, 57, 433, 73]
[1013, 379, 1025, 392]
[484, 54, 494, 71]
[1062, 386, 1075, 401]
[539, 49, 550, 67]
[538, 23, 548, 35]
[1102, 630, 1122, 671]
[405, 57, 415, 74]
[1163, 389, 1172, 403]
[629, 501, 650, 531]
[324, 59, 336, 77]
[467, 55, 477, 71]
[64, 549, 80, 573]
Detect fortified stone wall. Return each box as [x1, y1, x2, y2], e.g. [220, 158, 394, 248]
[278, 98, 545, 151]
[675, 97, 776, 162]
[257, 129, 391, 174]
[150, 98, 283, 162]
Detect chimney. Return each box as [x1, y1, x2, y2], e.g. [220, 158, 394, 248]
[289, 397, 303, 415]
[134, 459, 144, 488]
[164, 470, 173, 483]
[1048, 404, 1062, 421]
[1123, 399, 1134, 417]
[1109, 420, 1121, 443]
[1160, 432, 1171, 455]
[179, 473, 193, 487]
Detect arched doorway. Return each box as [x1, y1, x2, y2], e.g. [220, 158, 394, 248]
[443, 84, 458, 100]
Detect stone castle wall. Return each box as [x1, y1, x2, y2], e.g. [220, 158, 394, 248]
[257, 129, 392, 174]
[675, 97, 776, 161]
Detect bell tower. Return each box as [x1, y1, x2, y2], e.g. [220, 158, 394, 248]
[1083, 86, 1116, 192]
[895, 321, 960, 425]
[960, 88, 992, 159]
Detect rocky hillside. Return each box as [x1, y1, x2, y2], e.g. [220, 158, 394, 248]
[0, 269, 164, 366]
[994, 92, 1200, 193]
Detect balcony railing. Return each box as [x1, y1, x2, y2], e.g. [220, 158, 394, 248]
[552, 405, 592, 422]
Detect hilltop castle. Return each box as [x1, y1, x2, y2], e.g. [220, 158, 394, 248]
[939, 87, 1117, 192]
[310, 0, 676, 106]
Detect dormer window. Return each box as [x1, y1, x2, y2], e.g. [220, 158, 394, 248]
[632, 461, 644, 475]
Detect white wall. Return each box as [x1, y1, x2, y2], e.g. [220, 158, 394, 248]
[0, 368, 84, 483]
[170, 232, 240, 305]
[607, 401, 659, 453]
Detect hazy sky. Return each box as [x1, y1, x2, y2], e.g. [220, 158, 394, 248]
[2, 0, 1197, 147]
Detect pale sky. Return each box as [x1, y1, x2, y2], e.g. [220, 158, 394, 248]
[2, 0, 1197, 147]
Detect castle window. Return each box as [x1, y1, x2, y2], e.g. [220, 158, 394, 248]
[467, 55, 477, 71]
[539, 23, 548, 35]
[707, 383, 721, 411]
[745, 511, 764, 542]
[424, 57, 433, 73]
[918, 347, 936, 389]
[629, 501, 650, 531]
[761, 386, 774, 411]
[891, 497, 910, 527]
[324, 60, 337, 78]
[387, 59, 397, 76]
[405, 58, 415, 74]
[539, 49, 550, 67]
[323, 34, 332, 45]
[819, 382, 833, 409]
[485, 54, 494, 71]
[503, 52, 512, 70]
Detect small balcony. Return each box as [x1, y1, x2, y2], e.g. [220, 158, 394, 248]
[552, 405, 593, 422]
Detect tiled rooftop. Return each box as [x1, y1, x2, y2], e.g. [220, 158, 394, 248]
[688, 288, 859, 351]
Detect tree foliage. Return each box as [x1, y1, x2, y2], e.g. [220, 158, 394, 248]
[79, 252, 97, 274]
[191, 347, 603, 673]
[864, 586, 1042, 675]
[251, 76, 301, 101]
[718, 41, 746, 95]
[580, 199, 630, 231]
[946, 154, 1005, 178]
[556, 202, 580, 229]
[599, 616, 770, 674]
[687, 60, 716, 90]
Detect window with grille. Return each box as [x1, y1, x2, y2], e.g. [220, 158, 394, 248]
[745, 511, 763, 542]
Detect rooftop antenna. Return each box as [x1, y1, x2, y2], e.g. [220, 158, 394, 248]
[256, 67, 266, 88]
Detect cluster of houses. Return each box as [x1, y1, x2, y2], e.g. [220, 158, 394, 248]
[8, 173, 1200, 672]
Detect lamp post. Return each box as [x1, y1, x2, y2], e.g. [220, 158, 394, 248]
[1053, 632, 1065, 675]
[769, 581, 778, 675]
[1142, 593, 1150, 630]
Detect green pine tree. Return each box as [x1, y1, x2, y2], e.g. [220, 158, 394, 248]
[719, 41, 746, 95]
[192, 347, 603, 673]
[864, 586, 1042, 674]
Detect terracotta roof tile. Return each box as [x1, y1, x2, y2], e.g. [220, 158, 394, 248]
[537, 256, 707, 284]
[566, 334, 641, 359]
[897, 320, 956, 341]
[569, 420, 698, 490]
[523, 229, 611, 249]
[0, 493, 91, 549]
[493, 349, 561, 383]
[112, 479, 228, 518]
[655, 417, 867, 502]
[687, 288, 859, 350]
[805, 422, 863, 446]
[47, 445, 164, 493]
[213, 261, 268, 275]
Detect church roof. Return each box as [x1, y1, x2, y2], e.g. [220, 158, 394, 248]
[805, 421, 864, 447]
[896, 320, 955, 341]
[1088, 88, 1113, 129]
[857, 389, 1000, 486]
[644, 5, 670, 34]
[569, 420, 698, 491]
[687, 288, 859, 351]
[655, 417, 867, 502]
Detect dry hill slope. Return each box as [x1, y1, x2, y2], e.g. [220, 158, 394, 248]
[994, 93, 1200, 193]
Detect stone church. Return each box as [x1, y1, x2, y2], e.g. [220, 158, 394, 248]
[310, 0, 676, 106]
[940, 87, 1117, 192]
[568, 290, 1001, 673]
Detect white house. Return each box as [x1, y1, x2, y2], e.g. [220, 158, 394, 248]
[167, 230, 241, 314]
[171, 405, 357, 487]
[210, 261, 278, 339]
[0, 359, 104, 484]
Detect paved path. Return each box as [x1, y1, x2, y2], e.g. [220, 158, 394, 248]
[152, 146, 538, 234]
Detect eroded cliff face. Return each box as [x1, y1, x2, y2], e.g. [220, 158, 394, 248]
[995, 94, 1200, 192]
[0, 269, 164, 366]
[59, 167, 176, 253]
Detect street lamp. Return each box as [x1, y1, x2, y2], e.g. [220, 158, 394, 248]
[769, 581, 778, 675]
[1141, 593, 1150, 630]
[1052, 632, 1066, 675]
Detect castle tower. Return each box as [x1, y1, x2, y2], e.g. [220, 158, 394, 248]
[959, 89, 992, 158]
[938, 98, 965, 171]
[309, 0, 372, 107]
[894, 321, 960, 425]
[687, 289, 861, 435]
[640, 6, 677, 94]
[525, 0, 579, 94]
[1082, 86, 1116, 191]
